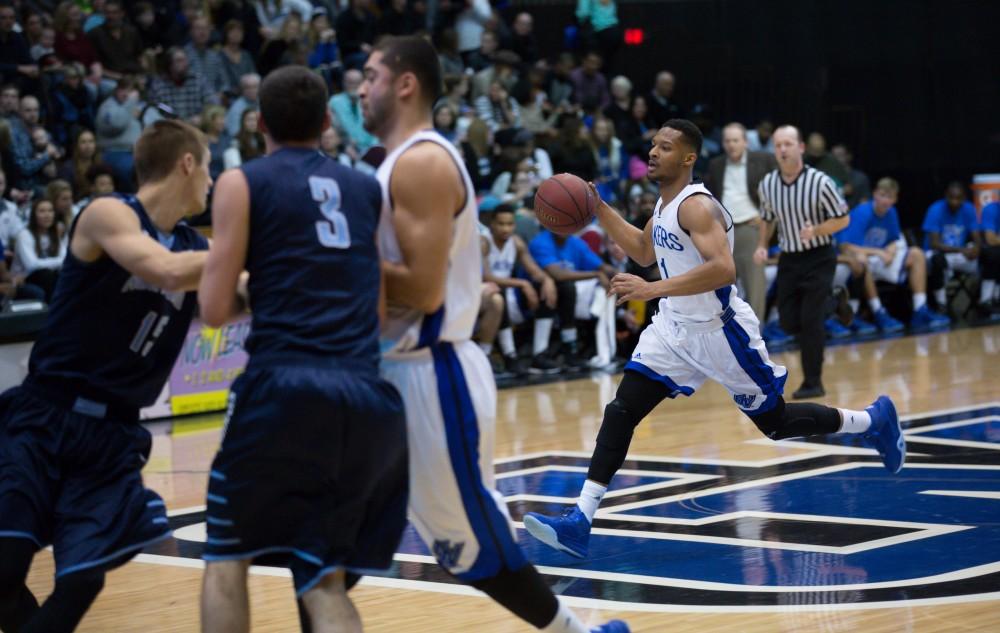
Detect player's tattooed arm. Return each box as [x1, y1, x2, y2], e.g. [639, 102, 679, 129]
[71, 196, 207, 293]
[199, 169, 250, 327]
[382, 143, 461, 314]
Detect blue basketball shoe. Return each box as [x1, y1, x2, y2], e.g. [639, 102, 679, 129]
[872, 308, 905, 333]
[591, 620, 630, 633]
[824, 317, 851, 339]
[849, 316, 878, 335]
[862, 395, 906, 474]
[523, 506, 591, 558]
[910, 305, 950, 329]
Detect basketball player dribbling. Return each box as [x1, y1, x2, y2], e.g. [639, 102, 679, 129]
[359, 35, 628, 633]
[524, 120, 906, 560]
[0, 120, 214, 633]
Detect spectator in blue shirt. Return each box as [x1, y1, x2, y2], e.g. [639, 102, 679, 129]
[839, 177, 949, 329]
[529, 229, 615, 365]
[922, 181, 982, 311]
[979, 201, 1000, 315]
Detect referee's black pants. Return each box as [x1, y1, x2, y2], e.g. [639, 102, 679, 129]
[776, 245, 837, 385]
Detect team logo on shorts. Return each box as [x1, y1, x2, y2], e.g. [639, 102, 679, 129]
[732, 393, 757, 408]
[150, 403, 1000, 612]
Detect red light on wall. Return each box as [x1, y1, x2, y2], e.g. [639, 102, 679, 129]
[624, 28, 645, 46]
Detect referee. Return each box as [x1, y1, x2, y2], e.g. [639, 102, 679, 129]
[754, 125, 849, 399]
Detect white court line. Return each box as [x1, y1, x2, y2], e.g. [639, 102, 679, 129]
[920, 490, 1000, 500]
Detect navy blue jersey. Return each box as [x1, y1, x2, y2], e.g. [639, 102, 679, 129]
[241, 147, 382, 367]
[28, 194, 208, 409]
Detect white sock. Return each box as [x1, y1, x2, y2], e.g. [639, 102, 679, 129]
[533, 318, 553, 355]
[479, 342, 492, 355]
[868, 297, 883, 314]
[913, 292, 927, 310]
[560, 328, 577, 344]
[541, 601, 588, 633]
[498, 328, 516, 357]
[576, 479, 607, 523]
[838, 409, 872, 434]
[981, 280, 996, 305]
[934, 288, 946, 306]
[848, 298, 860, 313]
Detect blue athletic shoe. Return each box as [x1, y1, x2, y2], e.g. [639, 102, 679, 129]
[591, 620, 631, 633]
[910, 305, 950, 329]
[872, 308, 905, 333]
[523, 506, 591, 558]
[850, 316, 878, 335]
[762, 319, 793, 345]
[825, 317, 851, 339]
[862, 395, 906, 474]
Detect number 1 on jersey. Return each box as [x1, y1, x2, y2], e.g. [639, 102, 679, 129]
[309, 176, 351, 249]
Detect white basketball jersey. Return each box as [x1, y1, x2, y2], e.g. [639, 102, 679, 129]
[652, 182, 743, 322]
[377, 130, 481, 356]
[486, 234, 516, 280]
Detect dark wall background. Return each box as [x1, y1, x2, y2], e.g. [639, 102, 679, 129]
[513, 0, 1000, 228]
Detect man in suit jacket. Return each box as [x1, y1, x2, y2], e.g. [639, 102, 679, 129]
[704, 122, 777, 321]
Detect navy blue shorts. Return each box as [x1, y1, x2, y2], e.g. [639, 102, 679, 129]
[0, 386, 169, 578]
[202, 363, 408, 596]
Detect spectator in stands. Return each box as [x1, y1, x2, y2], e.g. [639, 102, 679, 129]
[529, 227, 616, 367]
[603, 75, 631, 134]
[704, 122, 775, 322]
[377, 0, 420, 37]
[980, 200, 1000, 315]
[923, 182, 982, 313]
[461, 118, 495, 192]
[9, 95, 58, 193]
[131, 1, 168, 55]
[57, 128, 100, 201]
[87, 1, 144, 78]
[437, 29, 466, 77]
[831, 143, 871, 209]
[465, 28, 498, 73]
[258, 10, 308, 75]
[591, 116, 624, 203]
[570, 51, 609, 111]
[254, 0, 313, 35]
[30, 126, 60, 189]
[329, 68, 377, 154]
[433, 103, 458, 144]
[455, 0, 492, 63]
[184, 15, 226, 97]
[223, 107, 264, 169]
[54, 1, 98, 68]
[30, 25, 60, 71]
[224, 72, 259, 137]
[1, 83, 18, 120]
[746, 118, 774, 153]
[481, 204, 560, 375]
[805, 131, 848, 186]
[548, 113, 597, 182]
[83, 0, 107, 32]
[507, 12, 539, 64]
[95, 77, 140, 191]
[45, 179, 75, 225]
[319, 125, 355, 167]
[200, 104, 229, 181]
[335, 0, 376, 69]
[472, 48, 520, 100]
[475, 79, 521, 132]
[148, 47, 215, 123]
[307, 8, 340, 83]
[441, 73, 472, 120]
[647, 70, 682, 125]
[21, 12, 43, 49]
[575, 0, 620, 67]
[218, 19, 257, 98]
[0, 3, 37, 87]
[618, 94, 657, 158]
[838, 177, 950, 329]
[12, 197, 66, 302]
[0, 167, 25, 257]
[50, 62, 96, 147]
[82, 163, 116, 201]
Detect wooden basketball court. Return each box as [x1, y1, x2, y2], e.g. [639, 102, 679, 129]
[25, 324, 1000, 632]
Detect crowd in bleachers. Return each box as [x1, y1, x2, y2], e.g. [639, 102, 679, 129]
[1, 0, 998, 378]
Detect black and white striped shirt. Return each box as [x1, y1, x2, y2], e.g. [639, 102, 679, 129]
[757, 166, 848, 253]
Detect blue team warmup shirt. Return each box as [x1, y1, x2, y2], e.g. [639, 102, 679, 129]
[529, 230, 603, 272]
[839, 201, 902, 248]
[922, 199, 979, 249]
[981, 202, 999, 235]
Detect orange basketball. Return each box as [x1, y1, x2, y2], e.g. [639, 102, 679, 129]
[534, 173, 595, 235]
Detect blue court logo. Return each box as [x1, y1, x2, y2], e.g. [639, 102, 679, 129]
[155, 403, 1000, 612]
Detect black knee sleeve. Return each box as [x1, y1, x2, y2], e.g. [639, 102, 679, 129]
[748, 397, 841, 440]
[22, 569, 105, 633]
[929, 252, 947, 290]
[470, 565, 558, 629]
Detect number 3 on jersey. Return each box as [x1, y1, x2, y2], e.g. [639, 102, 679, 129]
[309, 175, 351, 249]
